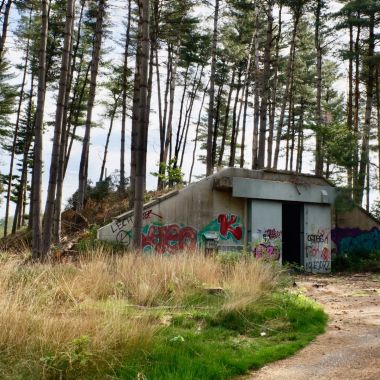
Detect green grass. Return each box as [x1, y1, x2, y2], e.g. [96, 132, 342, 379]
[116, 292, 327, 380]
[0, 253, 327, 379]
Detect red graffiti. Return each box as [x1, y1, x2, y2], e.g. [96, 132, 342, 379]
[322, 247, 330, 262]
[264, 229, 281, 240]
[142, 224, 197, 254]
[218, 214, 243, 241]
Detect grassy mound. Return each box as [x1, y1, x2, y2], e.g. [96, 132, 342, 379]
[0, 251, 327, 379]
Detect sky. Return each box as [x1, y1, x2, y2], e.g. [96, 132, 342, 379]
[2, 0, 375, 222]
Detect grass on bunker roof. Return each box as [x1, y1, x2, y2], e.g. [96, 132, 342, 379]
[0, 249, 327, 379]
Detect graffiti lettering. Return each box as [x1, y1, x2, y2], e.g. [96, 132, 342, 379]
[106, 213, 245, 253]
[142, 224, 197, 254]
[110, 209, 162, 234]
[199, 214, 244, 247]
[111, 218, 129, 234]
[305, 261, 331, 271]
[306, 246, 330, 261]
[307, 233, 328, 244]
[332, 227, 380, 255]
[218, 214, 243, 241]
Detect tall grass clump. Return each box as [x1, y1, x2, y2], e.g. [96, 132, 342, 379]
[0, 249, 286, 379]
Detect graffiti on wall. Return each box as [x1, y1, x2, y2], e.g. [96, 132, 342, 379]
[142, 224, 198, 254]
[199, 214, 244, 242]
[110, 209, 163, 245]
[106, 212, 244, 254]
[252, 229, 282, 261]
[332, 227, 380, 255]
[305, 227, 330, 272]
[305, 260, 330, 272]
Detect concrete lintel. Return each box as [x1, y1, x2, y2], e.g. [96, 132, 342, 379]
[233, 177, 336, 204]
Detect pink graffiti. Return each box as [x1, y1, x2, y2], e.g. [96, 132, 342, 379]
[264, 229, 281, 240]
[254, 244, 280, 261]
[142, 224, 197, 254]
[218, 214, 243, 241]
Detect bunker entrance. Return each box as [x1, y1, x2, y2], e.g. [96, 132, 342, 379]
[282, 203, 303, 266]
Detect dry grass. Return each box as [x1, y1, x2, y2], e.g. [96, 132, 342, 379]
[0, 249, 281, 379]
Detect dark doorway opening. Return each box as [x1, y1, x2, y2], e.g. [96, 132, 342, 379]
[282, 203, 302, 265]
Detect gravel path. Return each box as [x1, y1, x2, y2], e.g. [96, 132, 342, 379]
[247, 274, 380, 380]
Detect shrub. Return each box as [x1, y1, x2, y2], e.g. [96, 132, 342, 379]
[332, 249, 380, 273]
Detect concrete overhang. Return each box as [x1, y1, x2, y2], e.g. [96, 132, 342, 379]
[232, 177, 336, 204]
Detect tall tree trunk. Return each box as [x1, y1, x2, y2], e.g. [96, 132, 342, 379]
[77, 0, 106, 211]
[31, 0, 49, 260]
[42, 0, 75, 256]
[179, 66, 204, 169]
[212, 83, 224, 167]
[357, 13, 375, 205]
[64, 62, 91, 176]
[257, 0, 274, 168]
[218, 67, 235, 167]
[239, 31, 255, 169]
[132, 0, 150, 249]
[376, 67, 380, 196]
[229, 70, 242, 167]
[99, 100, 119, 182]
[174, 65, 190, 162]
[296, 101, 305, 173]
[157, 47, 171, 190]
[161, 44, 179, 180]
[314, 0, 324, 176]
[13, 72, 35, 234]
[189, 81, 209, 183]
[240, 79, 250, 168]
[252, 5, 260, 170]
[267, 4, 282, 168]
[347, 16, 354, 189]
[3, 11, 31, 237]
[353, 20, 361, 199]
[120, 0, 132, 192]
[128, 26, 143, 209]
[206, 0, 219, 176]
[53, 1, 81, 242]
[273, 8, 301, 169]
[0, 0, 12, 66]
[366, 161, 370, 212]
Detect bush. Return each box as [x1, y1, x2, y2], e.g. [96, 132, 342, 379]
[332, 250, 380, 273]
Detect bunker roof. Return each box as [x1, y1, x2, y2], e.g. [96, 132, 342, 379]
[115, 169, 334, 222]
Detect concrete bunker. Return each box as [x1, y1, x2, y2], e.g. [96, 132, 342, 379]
[97, 168, 380, 274]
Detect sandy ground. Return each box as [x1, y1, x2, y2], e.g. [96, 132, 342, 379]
[247, 274, 380, 380]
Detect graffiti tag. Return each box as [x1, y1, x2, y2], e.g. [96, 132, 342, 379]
[305, 261, 330, 272]
[332, 227, 380, 255]
[218, 214, 243, 241]
[111, 209, 162, 234]
[142, 224, 197, 254]
[252, 228, 282, 261]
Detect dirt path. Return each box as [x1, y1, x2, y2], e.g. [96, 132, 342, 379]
[247, 274, 380, 380]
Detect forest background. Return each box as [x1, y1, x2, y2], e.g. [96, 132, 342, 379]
[0, 0, 378, 256]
